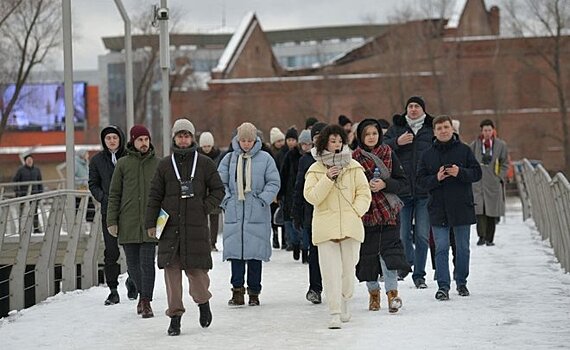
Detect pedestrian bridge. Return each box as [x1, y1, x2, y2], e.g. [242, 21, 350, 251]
[1, 199, 569, 349]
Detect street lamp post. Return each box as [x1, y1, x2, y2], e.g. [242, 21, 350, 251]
[158, 0, 170, 156]
[114, 0, 135, 132]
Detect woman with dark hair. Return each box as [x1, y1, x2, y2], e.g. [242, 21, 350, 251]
[303, 124, 371, 329]
[352, 119, 410, 314]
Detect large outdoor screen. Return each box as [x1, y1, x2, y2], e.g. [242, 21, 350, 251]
[2, 82, 86, 131]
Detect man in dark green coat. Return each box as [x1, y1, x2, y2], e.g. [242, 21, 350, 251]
[146, 118, 224, 336]
[107, 125, 159, 319]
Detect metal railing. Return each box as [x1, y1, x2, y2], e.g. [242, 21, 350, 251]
[515, 159, 570, 273]
[0, 190, 106, 317]
[0, 179, 66, 201]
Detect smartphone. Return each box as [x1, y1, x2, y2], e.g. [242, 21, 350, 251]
[443, 164, 453, 169]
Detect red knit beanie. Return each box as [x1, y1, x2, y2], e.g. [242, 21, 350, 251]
[130, 125, 150, 143]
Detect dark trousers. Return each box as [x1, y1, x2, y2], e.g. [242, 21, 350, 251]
[230, 259, 262, 294]
[306, 224, 322, 293]
[208, 214, 219, 246]
[122, 243, 157, 300]
[102, 215, 121, 290]
[476, 215, 497, 243]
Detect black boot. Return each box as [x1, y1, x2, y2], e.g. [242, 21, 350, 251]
[272, 230, 280, 249]
[167, 315, 181, 336]
[198, 301, 212, 328]
[301, 249, 308, 264]
[293, 244, 301, 261]
[126, 278, 138, 300]
[104, 289, 120, 306]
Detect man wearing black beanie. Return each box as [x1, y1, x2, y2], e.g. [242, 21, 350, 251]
[338, 115, 353, 135]
[383, 95, 433, 290]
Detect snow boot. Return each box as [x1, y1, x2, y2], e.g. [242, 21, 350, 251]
[198, 301, 212, 328]
[136, 298, 143, 315]
[435, 288, 450, 301]
[248, 288, 260, 306]
[387, 290, 402, 313]
[104, 289, 119, 306]
[328, 314, 341, 329]
[228, 287, 245, 306]
[306, 289, 322, 304]
[167, 315, 181, 336]
[368, 289, 381, 311]
[457, 285, 470, 296]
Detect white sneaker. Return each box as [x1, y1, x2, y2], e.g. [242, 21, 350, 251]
[328, 314, 341, 329]
[340, 299, 351, 322]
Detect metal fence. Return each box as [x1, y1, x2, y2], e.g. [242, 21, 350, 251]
[515, 159, 570, 273]
[0, 189, 107, 317]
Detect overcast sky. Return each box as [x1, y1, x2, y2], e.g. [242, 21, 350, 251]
[64, 0, 504, 71]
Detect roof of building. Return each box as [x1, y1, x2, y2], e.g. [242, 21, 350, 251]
[102, 23, 389, 51]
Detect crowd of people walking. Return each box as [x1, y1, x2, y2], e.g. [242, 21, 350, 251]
[69, 94, 509, 334]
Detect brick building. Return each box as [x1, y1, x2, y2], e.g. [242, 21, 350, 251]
[172, 0, 569, 171]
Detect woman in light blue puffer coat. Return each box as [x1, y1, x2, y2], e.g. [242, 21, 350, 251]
[218, 122, 280, 307]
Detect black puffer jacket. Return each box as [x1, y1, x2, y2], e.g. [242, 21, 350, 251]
[13, 165, 43, 196]
[383, 114, 434, 198]
[292, 152, 315, 228]
[88, 125, 126, 214]
[417, 135, 482, 227]
[278, 146, 302, 220]
[146, 143, 225, 270]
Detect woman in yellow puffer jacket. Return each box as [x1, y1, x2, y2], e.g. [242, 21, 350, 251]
[303, 124, 371, 330]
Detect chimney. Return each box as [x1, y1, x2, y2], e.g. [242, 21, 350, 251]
[489, 6, 500, 36]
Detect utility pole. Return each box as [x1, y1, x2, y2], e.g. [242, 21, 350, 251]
[114, 0, 134, 132]
[62, 0, 74, 191]
[157, 0, 170, 156]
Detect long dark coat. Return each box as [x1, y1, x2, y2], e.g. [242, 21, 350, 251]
[417, 135, 482, 227]
[146, 143, 224, 270]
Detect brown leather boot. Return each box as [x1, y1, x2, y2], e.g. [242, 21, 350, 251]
[228, 287, 245, 306]
[136, 298, 143, 315]
[247, 288, 260, 306]
[387, 290, 402, 313]
[368, 289, 381, 311]
[140, 298, 154, 318]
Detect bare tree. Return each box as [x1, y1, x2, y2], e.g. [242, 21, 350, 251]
[504, 0, 570, 171]
[0, 0, 61, 143]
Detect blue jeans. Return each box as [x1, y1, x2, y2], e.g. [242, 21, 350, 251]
[230, 259, 262, 294]
[366, 256, 398, 292]
[432, 225, 470, 290]
[284, 220, 302, 247]
[400, 196, 430, 282]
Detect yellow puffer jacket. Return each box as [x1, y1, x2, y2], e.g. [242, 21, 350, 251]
[304, 159, 371, 245]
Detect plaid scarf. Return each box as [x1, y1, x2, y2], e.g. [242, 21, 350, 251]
[353, 145, 400, 226]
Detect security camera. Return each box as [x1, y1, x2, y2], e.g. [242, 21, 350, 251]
[157, 7, 169, 20]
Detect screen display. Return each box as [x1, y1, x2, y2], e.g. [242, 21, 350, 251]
[2, 82, 86, 131]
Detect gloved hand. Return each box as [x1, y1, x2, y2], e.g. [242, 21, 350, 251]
[147, 227, 157, 238]
[107, 225, 118, 237]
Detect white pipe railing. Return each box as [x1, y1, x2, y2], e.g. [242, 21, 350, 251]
[515, 159, 570, 273]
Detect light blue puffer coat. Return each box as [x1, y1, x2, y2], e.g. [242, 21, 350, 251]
[218, 137, 280, 261]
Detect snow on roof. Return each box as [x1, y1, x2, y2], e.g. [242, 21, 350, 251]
[447, 0, 468, 28]
[212, 11, 256, 74]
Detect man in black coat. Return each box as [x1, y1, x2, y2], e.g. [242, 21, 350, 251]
[13, 154, 43, 232]
[88, 125, 137, 305]
[384, 96, 434, 289]
[417, 115, 482, 301]
[146, 118, 224, 336]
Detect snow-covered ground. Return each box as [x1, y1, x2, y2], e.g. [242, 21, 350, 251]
[1, 198, 569, 350]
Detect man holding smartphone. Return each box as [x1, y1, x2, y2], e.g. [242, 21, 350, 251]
[417, 116, 481, 301]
